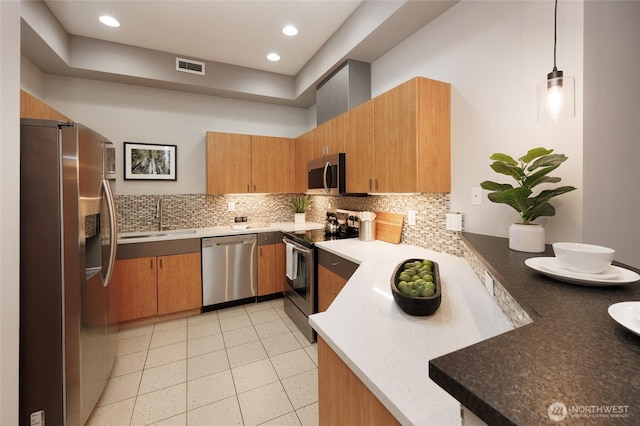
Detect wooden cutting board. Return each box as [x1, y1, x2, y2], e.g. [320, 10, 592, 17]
[374, 211, 404, 244]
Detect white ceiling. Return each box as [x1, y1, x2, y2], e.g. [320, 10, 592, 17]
[43, 0, 363, 77]
[22, 0, 459, 107]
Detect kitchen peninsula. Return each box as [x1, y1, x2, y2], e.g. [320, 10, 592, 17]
[309, 239, 513, 425]
[430, 233, 640, 425]
[310, 234, 640, 425]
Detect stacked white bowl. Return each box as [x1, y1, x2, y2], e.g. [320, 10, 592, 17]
[552, 242, 615, 274]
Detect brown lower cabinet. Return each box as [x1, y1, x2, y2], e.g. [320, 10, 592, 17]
[318, 337, 400, 426]
[317, 249, 358, 312]
[112, 240, 202, 323]
[275, 238, 286, 293]
[112, 256, 158, 322]
[156, 253, 202, 315]
[258, 232, 287, 296]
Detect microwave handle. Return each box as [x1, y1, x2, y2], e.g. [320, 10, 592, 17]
[323, 161, 330, 194]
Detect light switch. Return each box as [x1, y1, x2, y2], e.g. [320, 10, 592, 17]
[228, 201, 235, 212]
[471, 187, 482, 206]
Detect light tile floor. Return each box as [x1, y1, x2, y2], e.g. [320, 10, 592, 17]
[87, 298, 319, 426]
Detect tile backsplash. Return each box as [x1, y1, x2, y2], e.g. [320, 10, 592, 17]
[115, 193, 462, 256]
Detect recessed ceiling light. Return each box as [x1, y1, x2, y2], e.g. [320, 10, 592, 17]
[282, 25, 298, 36]
[267, 53, 281, 62]
[99, 15, 120, 28]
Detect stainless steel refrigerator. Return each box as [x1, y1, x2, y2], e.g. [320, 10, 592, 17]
[20, 119, 118, 426]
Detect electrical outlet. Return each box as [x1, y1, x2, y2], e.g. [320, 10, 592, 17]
[483, 271, 494, 297]
[471, 187, 482, 205]
[227, 201, 235, 212]
[407, 210, 417, 226]
[446, 212, 463, 231]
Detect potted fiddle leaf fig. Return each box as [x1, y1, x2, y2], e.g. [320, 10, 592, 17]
[480, 147, 576, 252]
[290, 194, 313, 224]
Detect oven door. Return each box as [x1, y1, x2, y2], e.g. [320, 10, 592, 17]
[283, 238, 315, 316]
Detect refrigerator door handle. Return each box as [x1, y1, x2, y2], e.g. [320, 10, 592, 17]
[102, 179, 118, 287]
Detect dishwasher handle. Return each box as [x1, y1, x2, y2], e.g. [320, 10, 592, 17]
[202, 235, 256, 249]
[214, 241, 245, 247]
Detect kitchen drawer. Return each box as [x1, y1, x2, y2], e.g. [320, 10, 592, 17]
[257, 232, 276, 246]
[318, 249, 358, 280]
[116, 238, 200, 259]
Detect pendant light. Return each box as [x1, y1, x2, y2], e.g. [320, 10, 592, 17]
[537, 0, 575, 122]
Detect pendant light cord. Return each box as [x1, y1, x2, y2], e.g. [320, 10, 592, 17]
[553, 0, 558, 72]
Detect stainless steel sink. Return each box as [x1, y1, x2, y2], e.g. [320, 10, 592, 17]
[119, 229, 197, 240]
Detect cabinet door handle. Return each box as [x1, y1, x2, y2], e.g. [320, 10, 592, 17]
[375, 178, 379, 191]
[247, 184, 250, 192]
[369, 179, 372, 191]
[150, 259, 154, 269]
[254, 184, 256, 192]
[159, 258, 163, 269]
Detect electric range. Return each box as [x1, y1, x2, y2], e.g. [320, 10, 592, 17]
[281, 226, 358, 342]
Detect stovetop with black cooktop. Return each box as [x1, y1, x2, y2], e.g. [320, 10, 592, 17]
[283, 228, 358, 248]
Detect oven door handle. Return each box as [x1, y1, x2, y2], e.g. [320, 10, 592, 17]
[282, 238, 313, 255]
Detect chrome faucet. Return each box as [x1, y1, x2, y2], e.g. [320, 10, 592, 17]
[155, 196, 170, 231]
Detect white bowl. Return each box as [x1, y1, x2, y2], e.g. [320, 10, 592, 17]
[552, 242, 615, 274]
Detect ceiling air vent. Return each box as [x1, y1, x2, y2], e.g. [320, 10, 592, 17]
[176, 57, 205, 75]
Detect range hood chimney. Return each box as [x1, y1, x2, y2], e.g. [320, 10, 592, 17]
[316, 60, 371, 125]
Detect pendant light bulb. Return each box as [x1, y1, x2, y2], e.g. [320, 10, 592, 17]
[537, 0, 575, 122]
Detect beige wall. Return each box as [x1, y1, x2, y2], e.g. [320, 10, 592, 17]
[583, 1, 640, 266]
[1, 1, 21, 424]
[36, 73, 310, 196]
[371, 0, 584, 245]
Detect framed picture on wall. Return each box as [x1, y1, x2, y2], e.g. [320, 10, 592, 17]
[124, 142, 177, 181]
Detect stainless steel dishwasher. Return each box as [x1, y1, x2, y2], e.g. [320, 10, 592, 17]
[202, 234, 257, 309]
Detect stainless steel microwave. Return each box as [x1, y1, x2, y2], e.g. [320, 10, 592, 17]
[307, 153, 346, 195]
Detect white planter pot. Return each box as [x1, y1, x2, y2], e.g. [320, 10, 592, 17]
[509, 223, 546, 253]
[294, 213, 306, 224]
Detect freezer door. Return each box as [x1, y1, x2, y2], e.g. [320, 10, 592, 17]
[72, 123, 118, 426]
[20, 120, 74, 425]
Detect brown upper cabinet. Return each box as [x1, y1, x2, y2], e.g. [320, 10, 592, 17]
[372, 77, 451, 193]
[344, 100, 375, 193]
[20, 90, 70, 121]
[293, 114, 347, 193]
[313, 114, 345, 158]
[293, 131, 310, 194]
[206, 131, 293, 194]
[299, 76, 451, 195]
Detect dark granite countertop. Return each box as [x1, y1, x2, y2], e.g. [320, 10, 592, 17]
[429, 233, 640, 425]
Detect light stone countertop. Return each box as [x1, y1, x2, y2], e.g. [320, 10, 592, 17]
[117, 222, 324, 244]
[309, 239, 513, 426]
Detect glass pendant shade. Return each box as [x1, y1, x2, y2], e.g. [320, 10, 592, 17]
[538, 0, 575, 123]
[537, 70, 575, 122]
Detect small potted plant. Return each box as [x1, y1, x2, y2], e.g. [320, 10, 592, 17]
[290, 194, 313, 224]
[480, 147, 576, 252]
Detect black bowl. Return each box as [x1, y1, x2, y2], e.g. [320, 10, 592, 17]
[390, 258, 441, 316]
